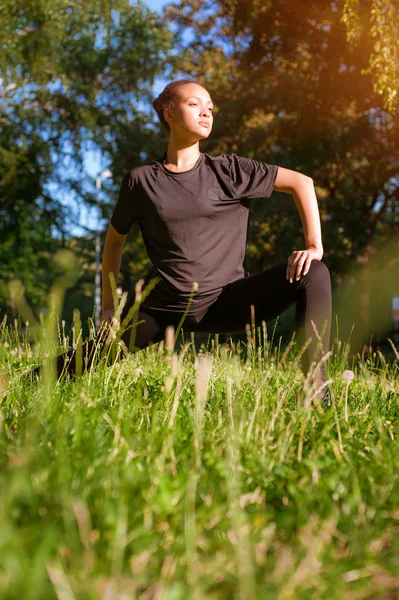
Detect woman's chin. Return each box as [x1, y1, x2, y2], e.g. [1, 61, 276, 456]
[196, 127, 211, 138]
[181, 125, 211, 142]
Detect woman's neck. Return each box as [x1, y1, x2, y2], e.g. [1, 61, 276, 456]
[163, 142, 201, 172]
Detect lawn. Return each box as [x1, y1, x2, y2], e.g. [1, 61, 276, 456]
[0, 316, 398, 599]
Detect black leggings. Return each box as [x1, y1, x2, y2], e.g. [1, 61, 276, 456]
[49, 259, 332, 382]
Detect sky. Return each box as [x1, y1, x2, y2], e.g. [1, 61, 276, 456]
[146, 0, 170, 15]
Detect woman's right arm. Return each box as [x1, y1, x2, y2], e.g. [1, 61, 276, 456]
[101, 224, 127, 323]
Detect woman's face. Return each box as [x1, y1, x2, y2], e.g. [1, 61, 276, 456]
[165, 84, 214, 139]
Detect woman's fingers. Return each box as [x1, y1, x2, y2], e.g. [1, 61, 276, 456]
[287, 251, 312, 282]
[302, 255, 312, 277]
[286, 252, 302, 282]
[286, 254, 295, 281]
[287, 248, 323, 282]
[294, 254, 307, 280]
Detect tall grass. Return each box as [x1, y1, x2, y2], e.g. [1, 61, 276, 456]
[0, 279, 398, 599]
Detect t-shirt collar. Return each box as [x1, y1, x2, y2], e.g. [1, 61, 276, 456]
[158, 152, 204, 176]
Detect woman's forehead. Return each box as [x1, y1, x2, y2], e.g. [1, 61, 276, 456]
[180, 86, 212, 103]
[184, 93, 213, 104]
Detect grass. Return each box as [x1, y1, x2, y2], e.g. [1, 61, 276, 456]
[0, 314, 399, 600]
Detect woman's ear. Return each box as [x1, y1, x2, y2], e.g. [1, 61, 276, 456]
[163, 106, 174, 125]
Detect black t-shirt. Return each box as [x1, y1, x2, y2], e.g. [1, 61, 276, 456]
[111, 152, 279, 319]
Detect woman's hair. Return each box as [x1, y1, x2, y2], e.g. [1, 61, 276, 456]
[152, 79, 198, 133]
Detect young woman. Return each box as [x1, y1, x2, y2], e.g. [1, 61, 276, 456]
[54, 79, 333, 405]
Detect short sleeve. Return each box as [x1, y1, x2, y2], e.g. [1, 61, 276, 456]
[110, 172, 143, 235]
[227, 153, 279, 200]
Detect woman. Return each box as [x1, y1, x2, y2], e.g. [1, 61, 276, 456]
[53, 79, 333, 405]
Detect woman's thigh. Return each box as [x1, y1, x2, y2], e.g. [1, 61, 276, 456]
[194, 263, 298, 334]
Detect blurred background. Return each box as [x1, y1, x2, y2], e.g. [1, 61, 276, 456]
[1, 0, 398, 358]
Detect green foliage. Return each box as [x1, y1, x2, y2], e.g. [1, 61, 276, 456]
[0, 127, 60, 314]
[341, 0, 399, 113]
[0, 0, 175, 320]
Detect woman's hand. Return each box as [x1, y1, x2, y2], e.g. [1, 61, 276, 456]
[286, 247, 323, 283]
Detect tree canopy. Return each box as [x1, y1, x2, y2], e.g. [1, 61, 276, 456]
[0, 0, 175, 317]
[1, 0, 398, 352]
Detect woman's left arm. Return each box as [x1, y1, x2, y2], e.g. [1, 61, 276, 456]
[274, 167, 323, 283]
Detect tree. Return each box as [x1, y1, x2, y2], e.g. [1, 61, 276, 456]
[0, 122, 60, 314]
[0, 0, 175, 320]
[341, 0, 399, 114]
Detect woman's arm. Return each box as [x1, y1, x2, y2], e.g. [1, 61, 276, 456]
[274, 167, 323, 281]
[101, 224, 127, 322]
[274, 167, 323, 252]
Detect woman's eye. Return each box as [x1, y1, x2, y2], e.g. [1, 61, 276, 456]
[189, 103, 213, 112]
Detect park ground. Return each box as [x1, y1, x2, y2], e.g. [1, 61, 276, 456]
[0, 319, 398, 599]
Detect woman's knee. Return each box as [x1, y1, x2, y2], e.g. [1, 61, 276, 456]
[305, 259, 330, 282]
